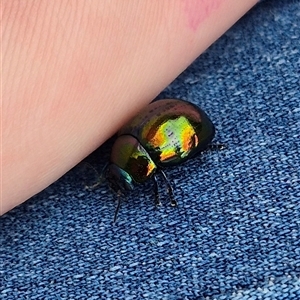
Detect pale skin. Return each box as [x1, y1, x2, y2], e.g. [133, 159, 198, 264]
[1, 0, 258, 214]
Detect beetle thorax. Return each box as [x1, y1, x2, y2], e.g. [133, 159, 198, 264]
[110, 135, 157, 184]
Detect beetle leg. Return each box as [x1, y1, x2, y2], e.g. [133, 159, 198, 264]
[207, 144, 227, 151]
[113, 191, 122, 223]
[152, 175, 161, 206]
[159, 170, 177, 207]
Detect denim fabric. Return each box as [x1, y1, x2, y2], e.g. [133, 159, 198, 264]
[1, 0, 299, 299]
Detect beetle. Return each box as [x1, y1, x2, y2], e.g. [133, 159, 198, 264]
[99, 99, 224, 221]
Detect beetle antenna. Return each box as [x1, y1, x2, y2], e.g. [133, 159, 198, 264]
[152, 175, 161, 206]
[85, 162, 108, 189]
[159, 170, 177, 207]
[113, 191, 122, 223]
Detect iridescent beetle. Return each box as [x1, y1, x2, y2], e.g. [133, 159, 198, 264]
[99, 99, 224, 221]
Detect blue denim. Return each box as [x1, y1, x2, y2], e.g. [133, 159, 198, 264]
[1, 0, 299, 299]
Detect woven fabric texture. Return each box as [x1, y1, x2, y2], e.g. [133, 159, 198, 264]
[1, 0, 299, 299]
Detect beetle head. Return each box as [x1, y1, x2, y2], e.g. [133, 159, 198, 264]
[105, 163, 134, 193]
